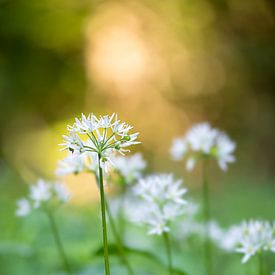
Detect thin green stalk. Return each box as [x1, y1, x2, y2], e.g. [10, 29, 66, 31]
[202, 158, 213, 275]
[105, 201, 135, 275]
[163, 232, 173, 275]
[46, 210, 71, 275]
[118, 185, 127, 240]
[98, 154, 111, 275]
[258, 252, 264, 275]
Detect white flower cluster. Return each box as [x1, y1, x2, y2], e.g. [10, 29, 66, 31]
[235, 220, 275, 263]
[16, 179, 71, 217]
[127, 174, 188, 235]
[170, 122, 236, 171]
[112, 153, 146, 184]
[60, 113, 139, 171]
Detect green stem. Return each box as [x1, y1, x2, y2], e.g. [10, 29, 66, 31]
[202, 158, 213, 275]
[46, 210, 71, 275]
[258, 252, 264, 275]
[98, 154, 111, 275]
[163, 232, 173, 275]
[105, 201, 135, 275]
[118, 185, 127, 240]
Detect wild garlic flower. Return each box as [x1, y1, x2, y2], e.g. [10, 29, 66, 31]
[60, 114, 140, 171]
[16, 198, 31, 217]
[128, 174, 188, 235]
[112, 153, 146, 184]
[170, 122, 236, 171]
[15, 179, 71, 217]
[230, 220, 275, 263]
[219, 225, 243, 252]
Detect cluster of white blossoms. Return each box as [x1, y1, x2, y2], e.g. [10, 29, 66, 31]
[170, 122, 236, 171]
[234, 220, 275, 263]
[112, 153, 146, 184]
[60, 113, 139, 172]
[127, 174, 188, 235]
[16, 179, 71, 217]
[208, 220, 275, 263]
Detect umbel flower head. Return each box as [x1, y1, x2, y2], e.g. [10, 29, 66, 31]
[112, 153, 147, 184]
[170, 122, 236, 171]
[235, 220, 275, 263]
[15, 179, 71, 217]
[127, 174, 188, 235]
[61, 113, 140, 170]
[217, 220, 275, 263]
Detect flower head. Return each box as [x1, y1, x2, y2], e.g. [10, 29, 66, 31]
[30, 179, 52, 208]
[61, 113, 140, 158]
[112, 153, 146, 184]
[222, 220, 275, 264]
[170, 122, 236, 171]
[128, 174, 188, 235]
[15, 179, 71, 217]
[170, 138, 186, 161]
[16, 198, 31, 217]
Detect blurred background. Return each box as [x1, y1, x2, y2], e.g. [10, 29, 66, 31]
[0, 0, 275, 274]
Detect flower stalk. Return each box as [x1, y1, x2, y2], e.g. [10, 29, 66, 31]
[46, 209, 71, 275]
[105, 201, 135, 275]
[98, 154, 111, 275]
[202, 158, 213, 275]
[258, 252, 263, 275]
[163, 232, 173, 275]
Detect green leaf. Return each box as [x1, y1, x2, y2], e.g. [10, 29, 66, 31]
[92, 243, 187, 275]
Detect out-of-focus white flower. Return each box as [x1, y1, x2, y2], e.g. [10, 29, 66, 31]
[128, 174, 188, 235]
[15, 198, 31, 217]
[219, 225, 242, 252]
[208, 221, 225, 244]
[185, 123, 218, 154]
[53, 184, 71, 202]
[170, 138, 186, 161]
[15, 179, 71, 217]
[112, 153, 146, 184]
[186, 157, 196, 171]
[30, 179, 52, 207]
[61, 113, 140, 158]
[221, 220, 275, 264]
[170, 122, 236, 171]
[56, 153, 87, 176]
[216, 133, 236, 171]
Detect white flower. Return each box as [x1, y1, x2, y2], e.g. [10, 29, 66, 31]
[112, 153, 146, 184]
[30, 179, 52, 207]
[170, 138, 186, 161]
[61, 113, 140, 158]
[219, 225, 242, 252]
[215, 133, 236, 171]
[186, 157, 196, 171]
[129, 174, 188, 235]
[230, 220, 275, 264]
[56, 153, 87, 176]
[15, 198, 31, 217]
[16, 179, 71, 217]
[208, 221, 225, 244]
[53, 184, 71, 202]
[236, 239, 258, 263]
[170, 122, 236, 171]
[185, 123, 218, 154]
